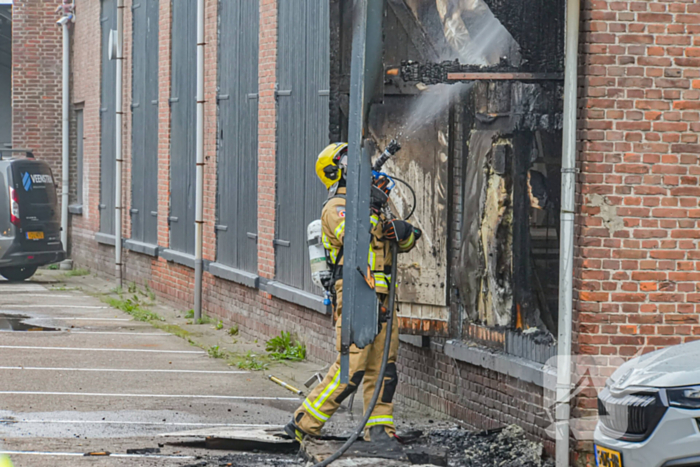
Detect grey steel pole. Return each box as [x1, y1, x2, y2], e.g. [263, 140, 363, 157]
[60, 15, 71, 259]
[556, 0, 581, 464]
[340, 0, 385, 385]
[114, 0, 124, 287]
[193, 0, 205, 321]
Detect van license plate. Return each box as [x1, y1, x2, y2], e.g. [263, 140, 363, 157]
[26, 231, 44, 240]
[595, 445, 622, 467]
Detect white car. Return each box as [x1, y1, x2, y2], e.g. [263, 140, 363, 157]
[594, 340, 700, 467]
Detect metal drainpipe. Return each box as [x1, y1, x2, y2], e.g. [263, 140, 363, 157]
[59, 12, 73, 265]
[556, 0, 581, 464]
[114, 0, 124, 287]
[193, 0, 205, 321]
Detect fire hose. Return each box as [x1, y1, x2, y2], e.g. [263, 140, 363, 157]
[312, 140, 407, 466]
[313, 242, 399, 467]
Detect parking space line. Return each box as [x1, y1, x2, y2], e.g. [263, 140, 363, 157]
[1, 419, 281, 428]
[0, 391, 300, 401]
[0, 285, 46, 292]
[67, 331, 170, 336]
[0, 366, 247, 374]
[42, 317, 131, 321]
[0, 331, 170, 336]
[0, 331, 167, 336]
[4, 294, 77, 299]
[0, 450, 195, 460]
[0, 345, 205, 354]
[2, 305, 108, 309]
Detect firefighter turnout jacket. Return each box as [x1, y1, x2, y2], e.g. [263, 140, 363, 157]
[293, 186, 417, 440]
[321, 187, 416, 298]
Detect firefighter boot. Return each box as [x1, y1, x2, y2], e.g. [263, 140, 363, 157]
[366, 425, 402, 452]
[284, 417, 314, 443]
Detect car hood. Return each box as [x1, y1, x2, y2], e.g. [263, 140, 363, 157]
[609, 340, 700, 389]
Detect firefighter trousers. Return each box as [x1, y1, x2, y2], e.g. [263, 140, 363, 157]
[293, 281, 399, 439]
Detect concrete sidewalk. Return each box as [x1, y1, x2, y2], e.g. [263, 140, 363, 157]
[0, 270, 302, 466]
[0, 268, 429, 466]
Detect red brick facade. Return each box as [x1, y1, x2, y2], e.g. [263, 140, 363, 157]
[257, 0, 277, 282]
[575, 0, 700, 464]
[12, 0, 63, 176]
[11, 0, 698, 464]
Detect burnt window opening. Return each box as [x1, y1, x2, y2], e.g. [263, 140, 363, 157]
[403, 0, 521, 67]
[330, 0, 564, 346]
[455, 82, 562, 349]
[527, 132, 562, 336]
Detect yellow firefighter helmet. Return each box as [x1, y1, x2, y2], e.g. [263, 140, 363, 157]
[315, 143, 348, 189]
[0, 455, 14, 467]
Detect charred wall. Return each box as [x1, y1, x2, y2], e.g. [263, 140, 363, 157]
[480, 0, 564, 72]
[394, 0, 563, 71]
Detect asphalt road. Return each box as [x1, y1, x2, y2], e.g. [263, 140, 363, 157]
[0, 278, 301, 466]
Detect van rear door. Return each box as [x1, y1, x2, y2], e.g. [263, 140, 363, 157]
[11, 161, 61, 249]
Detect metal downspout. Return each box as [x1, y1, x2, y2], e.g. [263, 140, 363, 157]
[556, 0, 581, 464]
[193, 0, 205, 321]
[114, 0, 124, 287]
[59, 13, 72, 264]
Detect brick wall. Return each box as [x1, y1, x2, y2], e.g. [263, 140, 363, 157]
[156, 0, 171, 251]
[257, 0, 277, 281]
[575, 0, 700, 464]
[203, 0, 218, 263]
[123, 0, 133, 240]
[12, 0, 63, 180]
[70, 0, 100, 236]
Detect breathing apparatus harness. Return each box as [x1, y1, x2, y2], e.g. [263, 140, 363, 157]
[308, 140, 416, 307]
[310, 140, 416, 467]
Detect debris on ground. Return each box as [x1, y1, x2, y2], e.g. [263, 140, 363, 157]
[522, 327, 556, 346]
[126, 447, 161, 455]
[301, 435, 447, 466]
[183, 453, 302, 467]
[184, 423, 553, 467]
[429, 424, 554, 467]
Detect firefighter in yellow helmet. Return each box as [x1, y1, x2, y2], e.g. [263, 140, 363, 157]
[285, 142, 421, 446]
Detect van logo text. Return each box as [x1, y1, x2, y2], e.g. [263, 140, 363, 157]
[22, 172, 52, 191]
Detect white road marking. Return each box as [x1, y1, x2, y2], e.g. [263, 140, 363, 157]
[0, 345, 205, 354]
[0, 366, 247, 374]
[0, 285, 46, 292]
[2, 305, 107, 309]
[0, 391, 300, 401]
[68, 331, 170, 336]
[0, 450, 195, 460]
[0, 331, 170, 336]
[44, 317, 131, 321]
[1, 419, 282, 428]
[4, 294, 75, 298]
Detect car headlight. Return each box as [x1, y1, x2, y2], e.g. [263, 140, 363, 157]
[667, 386, 700, 409]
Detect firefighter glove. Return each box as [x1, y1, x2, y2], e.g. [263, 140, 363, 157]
[383, 219, 413, 242]
[413, 226, 422, 241]
[370, 185, 389, 214]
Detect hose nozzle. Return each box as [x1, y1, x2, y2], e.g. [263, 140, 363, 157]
[372, 139, 401, 172]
